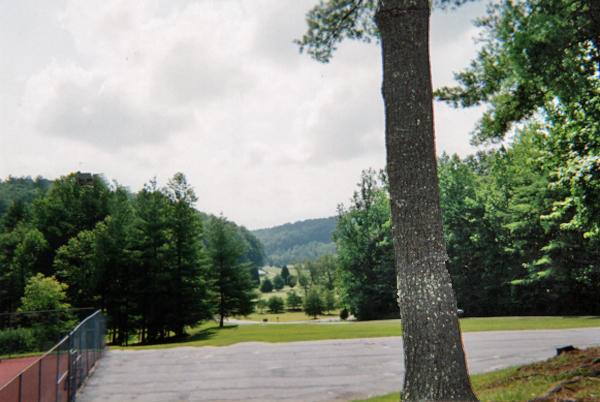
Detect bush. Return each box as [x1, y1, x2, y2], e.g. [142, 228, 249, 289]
[260, 278, 273, 293]
[0, 327, 38, 355]
[267, 296, 285, 314]
[340, 308, 349, 320]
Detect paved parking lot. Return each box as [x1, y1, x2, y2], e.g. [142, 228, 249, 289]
[77, 327, 600, 402]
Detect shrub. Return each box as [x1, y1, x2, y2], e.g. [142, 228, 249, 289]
[340, 308, 349, 320]
[0, 327, 38, 355]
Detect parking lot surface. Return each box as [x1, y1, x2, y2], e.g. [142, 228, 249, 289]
[77, 327, 600, 402]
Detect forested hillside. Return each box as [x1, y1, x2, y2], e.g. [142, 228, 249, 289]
[252, 217, 336, 267]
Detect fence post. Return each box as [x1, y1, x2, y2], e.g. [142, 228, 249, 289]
[38, 359, 42, 402]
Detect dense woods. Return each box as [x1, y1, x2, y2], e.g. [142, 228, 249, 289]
[0, 172, 264, 345]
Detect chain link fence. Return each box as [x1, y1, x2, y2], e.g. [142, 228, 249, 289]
[0, 310, 106, 402]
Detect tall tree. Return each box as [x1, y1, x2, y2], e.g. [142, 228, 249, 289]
[162, 173, 214, 336]
[297, 0, 478, 400]
[130, 180, 171, 342]
[207, 215, 258, 327]
[333, 169, 397, 321]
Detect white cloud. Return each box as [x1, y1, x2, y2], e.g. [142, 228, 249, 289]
[1, 0, 492, 229]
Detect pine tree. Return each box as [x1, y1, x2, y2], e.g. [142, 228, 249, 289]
[207, 215, 258, 327]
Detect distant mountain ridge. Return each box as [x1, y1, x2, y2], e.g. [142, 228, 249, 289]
[251, 216, 336, 267]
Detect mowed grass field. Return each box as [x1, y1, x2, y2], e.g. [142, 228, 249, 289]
[112, 316, 600, 350]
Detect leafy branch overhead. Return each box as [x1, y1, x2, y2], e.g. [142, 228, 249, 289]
[294, 0, 478, 63]
[295, 0, 378, 63]
[434, 0, 600, 144]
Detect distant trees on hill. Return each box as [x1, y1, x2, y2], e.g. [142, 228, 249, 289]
[252, 217, 336, 267]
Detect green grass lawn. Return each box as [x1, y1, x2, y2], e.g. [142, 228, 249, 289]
[111, 316, 599, 350]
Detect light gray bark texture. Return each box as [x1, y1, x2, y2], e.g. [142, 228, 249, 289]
[375, 0, 479, 400]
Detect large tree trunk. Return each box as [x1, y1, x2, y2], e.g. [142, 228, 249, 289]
[375, 1, 479, 401]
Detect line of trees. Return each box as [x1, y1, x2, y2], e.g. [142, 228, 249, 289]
[0, 172, 264, 345]
[335, 129, 600, 320]
[332, 0, 600, 322]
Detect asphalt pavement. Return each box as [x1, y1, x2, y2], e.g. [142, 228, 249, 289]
[76, 327, 600, 402]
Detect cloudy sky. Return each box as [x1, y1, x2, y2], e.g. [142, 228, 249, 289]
[1, 0, 491, 230]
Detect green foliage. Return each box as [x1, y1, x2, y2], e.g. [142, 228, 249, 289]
[295, 0, 378, 63]
[267, 296, 285, 314]
[316, 253, 337, 290]
[19, 273, 70, 312]
[260, 278, 274, 293]
[295, 267, 310, 298]
[435, 0, 600, 143]
[303, 288, 324, 319]
[295, 0, 476, 63]
[0, 171, 266, 345]
[286, 290, 303, 311]
[249, 267, 260, 286]
[251, 217, 336, 267]
[0, 327, 37, 355]
[340, 307, 349, 320]
[208, 215, 259, 327]
[304, 259, 322, 286]
[0, 176, 51, 220]
[286, 274, 297, 288]
[238, 226, 266, 268]
[322, 288, 336, 313]
[18, 274, 75, 348]
[281, 265, 290, 281]
[333, 169, 397, 321]
[272, 274, 285, 290]
[256, 299, 267, 314]
[431, 0, 600, 316]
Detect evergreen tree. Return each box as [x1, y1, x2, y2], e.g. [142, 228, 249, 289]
[162, 173, 214, 336]
[281, 265, 290, 282]
[260, 278, 273, 293]
[207, 215, 258, 327]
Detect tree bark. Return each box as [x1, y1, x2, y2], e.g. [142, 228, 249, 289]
[375, 1, 479, 401]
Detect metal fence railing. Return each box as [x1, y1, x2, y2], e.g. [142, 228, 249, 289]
[0, 310, 106, 402]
